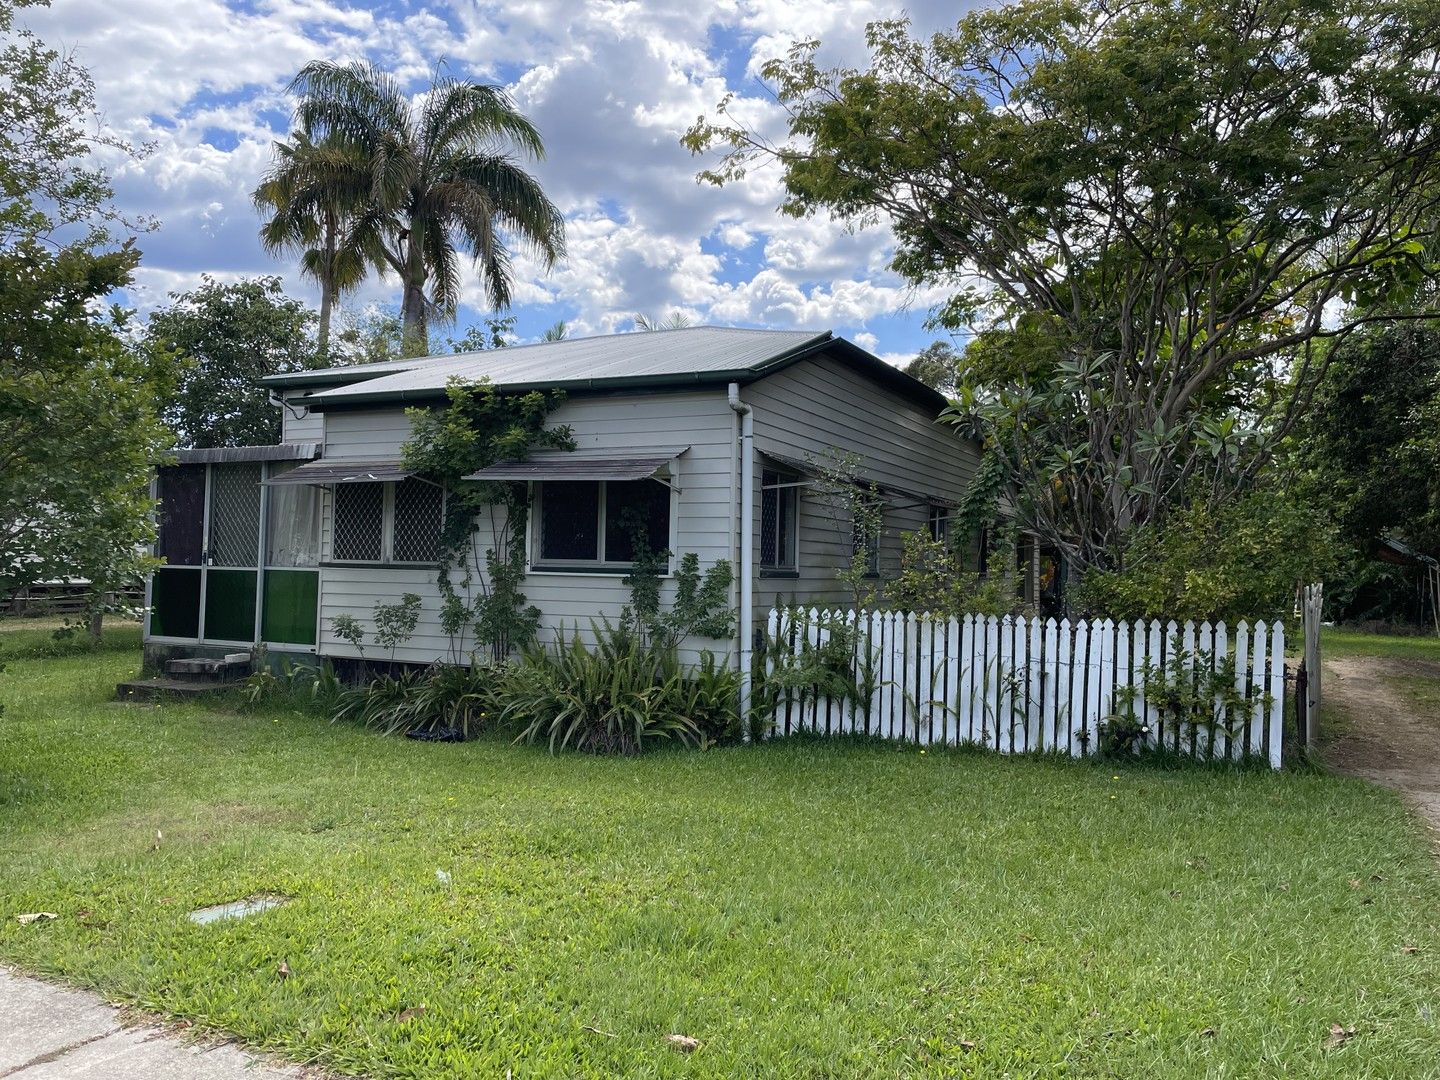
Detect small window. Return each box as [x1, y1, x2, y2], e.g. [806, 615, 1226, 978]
[927, 503, 950, 544]
[333, 483, 384, 562]
[760, 468, 798, 571]
[536, 479, 671, 567]
[392, 478, 444, 563]
[851, 493, 882, 576]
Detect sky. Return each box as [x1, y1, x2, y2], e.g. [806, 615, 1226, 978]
[19, 0, 985, 363]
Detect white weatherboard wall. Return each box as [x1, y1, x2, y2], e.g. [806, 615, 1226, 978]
[280, 391, 325, 445]
[744, 352, 982, 611]
[768, 609, 1288, 767]
[315, 392, 738, 666]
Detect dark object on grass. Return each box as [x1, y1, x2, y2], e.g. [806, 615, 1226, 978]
[405, 725, 467, 743]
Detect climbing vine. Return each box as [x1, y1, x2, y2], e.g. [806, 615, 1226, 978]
[402, 376, 573, 662]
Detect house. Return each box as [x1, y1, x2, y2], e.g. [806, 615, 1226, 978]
[142, 326, 985, 711]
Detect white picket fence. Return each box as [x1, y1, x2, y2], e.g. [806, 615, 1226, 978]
[764, 608, 1287, 768]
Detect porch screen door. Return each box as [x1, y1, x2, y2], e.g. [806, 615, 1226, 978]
[150, 465, 206, 638]
[203, 463, 262, 643]
[261, 463, 320, 645]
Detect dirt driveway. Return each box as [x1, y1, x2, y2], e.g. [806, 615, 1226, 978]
[1324, 654, 1440, 835]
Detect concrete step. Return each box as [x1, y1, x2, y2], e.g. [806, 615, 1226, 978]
[114, 678, 240, 703]
[163, 652, 252, 681]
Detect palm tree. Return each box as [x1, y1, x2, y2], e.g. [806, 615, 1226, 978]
[286, 60, 565, 356]
[634, 311, 693, 331]
[253, 132, 371, 357]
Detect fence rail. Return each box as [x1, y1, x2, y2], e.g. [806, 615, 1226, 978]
[764, 608, 1286, 768]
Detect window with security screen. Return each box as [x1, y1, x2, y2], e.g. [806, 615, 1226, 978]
[392, 478, 444, 563]
[535, 479, 671, 567]
[760, 469, 798, 571]
[333, 483, 384, 562]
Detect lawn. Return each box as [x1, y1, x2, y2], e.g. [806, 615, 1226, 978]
[1323, 625, 1440, 662]
[1, 640, 1438, 1077]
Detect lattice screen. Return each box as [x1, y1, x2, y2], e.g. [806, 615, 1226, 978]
[393, 478, 443, 563]
[334, 483, 384, 562]
[207, 463, 262, 567]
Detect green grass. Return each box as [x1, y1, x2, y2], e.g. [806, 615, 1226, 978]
[0, 614, 142, 662]
[1322, 626, 1440, 661]
[2, 649, 1439, 1078]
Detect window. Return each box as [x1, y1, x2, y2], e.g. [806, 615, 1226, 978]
[330, 479, 443, 564]
[392, 478, 443, 563]
[266, 464, 321, 567]
[760, 468, 798, 571]
[851, 492, 882, 576]
[333, 483, 384, 562]
[535, 479, 671, 568]
[927, 503, 951, 544]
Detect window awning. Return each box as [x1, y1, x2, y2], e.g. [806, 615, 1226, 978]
[759, 449, 958, 508]
[263, 459, 415, 486]
[170, 443, 320, 465]
[464, 446, 688, 483]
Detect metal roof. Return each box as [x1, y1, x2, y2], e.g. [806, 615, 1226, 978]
[259, 326, 946, 414]
[264, 327, 824, 396]
[269, 327, 828, 407]
[263, 459, 413, 486]
[171, 443, 320, 465]
[466, 446, 688, 482]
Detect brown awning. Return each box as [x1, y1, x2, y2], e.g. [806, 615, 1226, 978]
[263, 459, 414, 486]
[465, 446, 687, 483]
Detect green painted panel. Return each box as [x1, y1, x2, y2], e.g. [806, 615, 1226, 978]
[151, 568, 201, 639]
[262, 570, 318, 645]
[204, 569, 257, 642]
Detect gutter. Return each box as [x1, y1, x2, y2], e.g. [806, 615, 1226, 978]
[727, 382, 754, 742]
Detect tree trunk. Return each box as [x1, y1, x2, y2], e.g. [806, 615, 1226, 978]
[317, 212, 337, 359]
[87, 594, 104, 645]
[401, 281, 429, 357]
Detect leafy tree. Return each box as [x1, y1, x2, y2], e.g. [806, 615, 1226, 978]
[687, 0, 1440, 576]
[282, 60, 566, 355]
[447, 315, 516, 353]
[1072, 491, 1338, 624]
[331, 306, 405, 365]
[145, 276, 318, 447]
[1, 0, 171, 637]
[253, 131, 371, 357]
[902, 341, 962, 395]
[1301, 324, 1440, 560]
[1294, 323, 1440, 622]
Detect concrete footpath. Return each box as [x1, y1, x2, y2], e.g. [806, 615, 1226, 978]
[0, 968, 311, 1079]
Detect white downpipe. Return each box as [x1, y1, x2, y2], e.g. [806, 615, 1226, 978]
[727, 382, 754, 741]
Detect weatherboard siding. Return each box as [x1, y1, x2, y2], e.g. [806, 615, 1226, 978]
[313, 392, 739, 666]
[280, 391, 325, 445]
[745, 352, 980, 610]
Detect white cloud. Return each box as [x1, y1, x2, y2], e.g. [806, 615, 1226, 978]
[18, 0, 991, 351]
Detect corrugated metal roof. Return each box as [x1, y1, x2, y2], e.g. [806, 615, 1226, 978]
[467, 446, 688, 482]
[263, 459, 413, 485]
[266, 326, 829, 404]
[171, 443, 320, 464]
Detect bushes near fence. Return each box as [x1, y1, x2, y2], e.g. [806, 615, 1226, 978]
[762, 608, 1287, 767]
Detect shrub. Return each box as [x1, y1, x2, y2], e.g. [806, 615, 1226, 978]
[1073, 492, 1337, 623]
[500, 621, 737, 754]
[889, 531, 1019, 617]
[331, 663, 500, 739]
[241, 659, 342, 714]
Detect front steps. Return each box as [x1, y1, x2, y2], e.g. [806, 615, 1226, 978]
[116, 651, 253, 702]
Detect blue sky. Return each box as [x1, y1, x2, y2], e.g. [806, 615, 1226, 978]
[22, 0, 983, 362]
